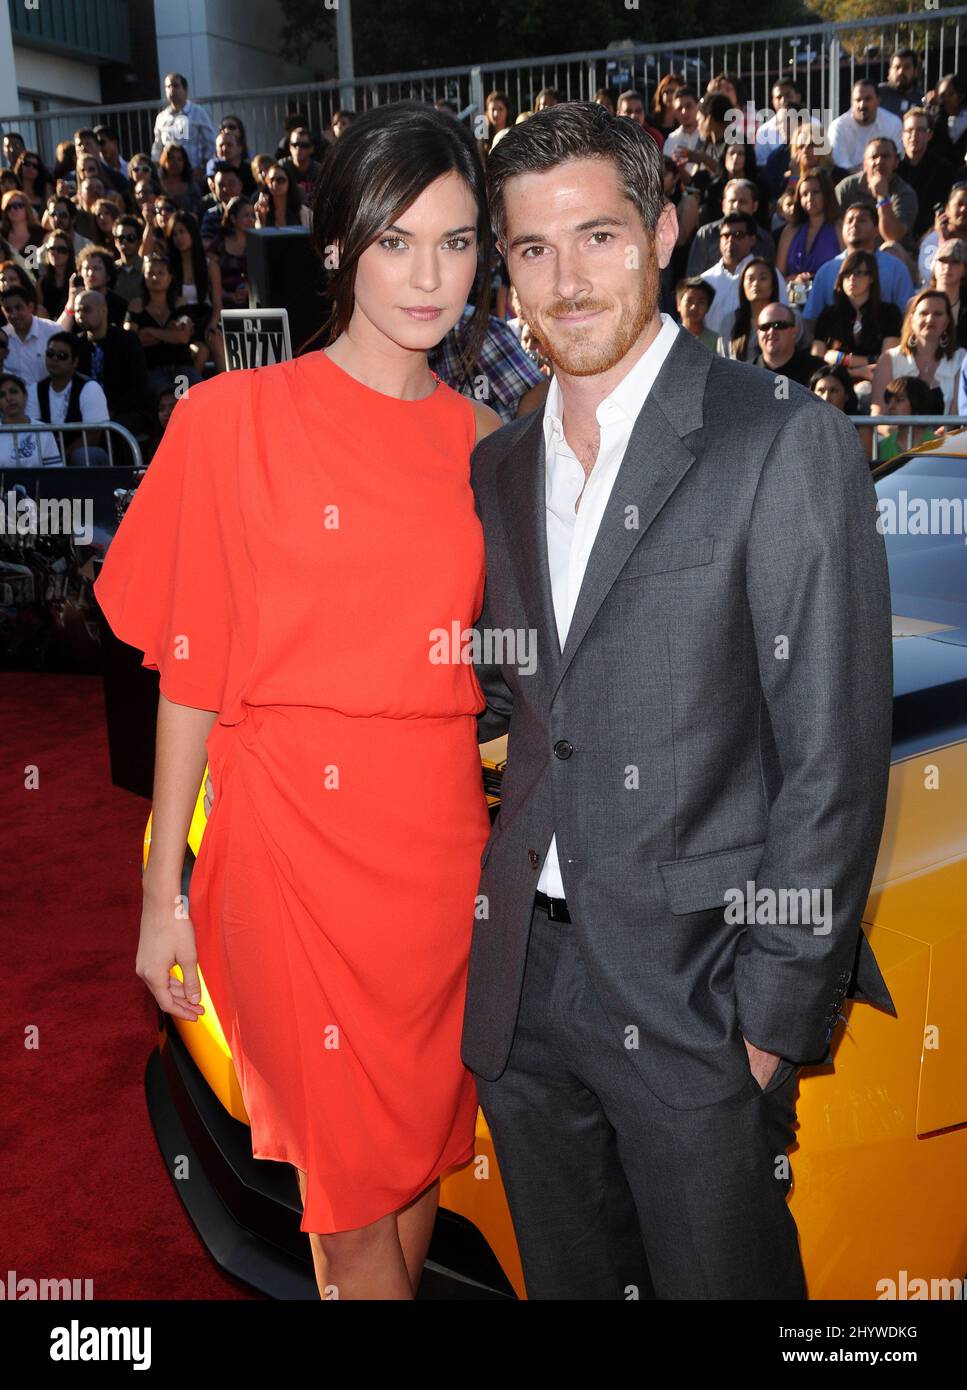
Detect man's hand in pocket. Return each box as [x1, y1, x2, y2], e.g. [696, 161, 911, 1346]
[743, 1035, 782, 1090]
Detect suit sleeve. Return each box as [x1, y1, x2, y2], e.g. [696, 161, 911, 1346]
[734, 398, 893, 1063]
[93, 385, 237, 712]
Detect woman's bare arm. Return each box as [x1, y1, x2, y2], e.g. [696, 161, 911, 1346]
[137, 692, 217, 1021]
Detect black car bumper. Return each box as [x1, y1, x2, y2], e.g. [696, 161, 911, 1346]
[145, 1014, 515, 1300]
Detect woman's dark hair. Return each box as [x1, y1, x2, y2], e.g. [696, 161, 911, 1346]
[158, 143, 191, 180]
[0, 260, 39, 298]
[731, 258, 780, 359]
[221, 194, 253, 234]
[38, 234, 76, 283]
[708, 72, 747, 106]
[484, 90, 514, 140]
[808, 362, 859, 414]
[37, 233, 75, 316]
[139, 252, 181, 310]
[789, 167, 839, 226]
[487, 100, 665, 247]
[309, 100, 493, 384]
[652, 73, 684, 117]
[166, 210, 210, 303]
[13, 150, 52, 203]
[883, 374, 936, 413]
[263, 162, 304, 226]
[0, 371, 28, 400]
[823, 250, 885, 356]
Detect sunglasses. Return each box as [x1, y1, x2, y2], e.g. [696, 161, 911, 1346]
[116, 231, 139, 243]
[46, 244, 70, 254]
[759, 320, 796, 332]
[22, 160, 40, 169]
[49, 209, 70, 220]
[132, 164, 152, 174]
[7, 200, 27, 211]
[290, 139, 312, 149]
[45, 349, 71, 360]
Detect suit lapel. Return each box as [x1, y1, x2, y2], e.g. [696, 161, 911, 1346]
[548, 331, 713, 702]
[496, 408, 561, 697]
[496, 327, 715, 708]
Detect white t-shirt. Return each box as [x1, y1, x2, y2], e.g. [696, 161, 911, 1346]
[26, 377, 109, 426]
[0, 419, 63, 466]
[828, 108, 904, 171]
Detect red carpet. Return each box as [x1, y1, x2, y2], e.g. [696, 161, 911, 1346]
[0, 673, 257, 1299]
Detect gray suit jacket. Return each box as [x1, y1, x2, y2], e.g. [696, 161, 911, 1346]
[462, 327, 896, 1108]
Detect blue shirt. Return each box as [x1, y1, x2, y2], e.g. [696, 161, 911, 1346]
[803, 249, 914, 321]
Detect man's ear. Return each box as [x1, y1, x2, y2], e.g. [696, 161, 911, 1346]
[655, 200, 678, 268]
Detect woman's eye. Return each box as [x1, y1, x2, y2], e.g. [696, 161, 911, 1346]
[379, 236, 406, 251]
[444, 236, 472, 251]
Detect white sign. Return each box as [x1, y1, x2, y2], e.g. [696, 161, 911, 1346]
[221, 309, 292, 370]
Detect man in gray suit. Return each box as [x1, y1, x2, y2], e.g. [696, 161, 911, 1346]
[463, 102, 895, 1300]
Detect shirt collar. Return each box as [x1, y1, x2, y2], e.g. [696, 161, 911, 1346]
[543, 312, 680, 445]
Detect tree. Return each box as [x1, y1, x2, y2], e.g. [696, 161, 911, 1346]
[278, 0, 809, 77]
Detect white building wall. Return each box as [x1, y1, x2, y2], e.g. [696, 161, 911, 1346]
[13, 48, 104, 106]
[153, 0, 333, 96]
[0, 4, 17, 116]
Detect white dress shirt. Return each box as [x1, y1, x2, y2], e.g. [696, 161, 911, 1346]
[537, 312, 680, 899]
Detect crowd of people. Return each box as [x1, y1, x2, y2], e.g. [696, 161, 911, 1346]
[3, 51, 967, 466]
[0, 71, 348, 466]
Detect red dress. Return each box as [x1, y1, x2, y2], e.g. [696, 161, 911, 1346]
[94, 351, 491, 1233]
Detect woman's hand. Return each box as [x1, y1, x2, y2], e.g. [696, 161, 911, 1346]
[136, 882, 205, 1021]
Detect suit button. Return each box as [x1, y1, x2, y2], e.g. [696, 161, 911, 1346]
[527, 849, 540, 868]
[553, 739, 574, 759]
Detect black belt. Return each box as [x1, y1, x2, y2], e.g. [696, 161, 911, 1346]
[535, 890, 571, 922]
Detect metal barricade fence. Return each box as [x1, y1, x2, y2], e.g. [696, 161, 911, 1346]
[0, 404, 955, 470]
[0, 420, 143, 469]
[3, 7, 967, 165]
[851, 414, 967, 464]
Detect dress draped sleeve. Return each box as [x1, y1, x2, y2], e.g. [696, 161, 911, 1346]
[94, 380, 246, 714]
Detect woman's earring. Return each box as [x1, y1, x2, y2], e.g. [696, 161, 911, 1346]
[909, 332, 917, 345]
[940, 330, 950, 348]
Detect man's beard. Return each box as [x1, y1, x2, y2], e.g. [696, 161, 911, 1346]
[529, 265, 659, 378]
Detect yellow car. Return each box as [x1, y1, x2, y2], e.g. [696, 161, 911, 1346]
[143, 438, 967, 1300]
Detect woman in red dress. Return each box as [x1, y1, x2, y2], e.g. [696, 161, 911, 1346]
[94, 103, 501, 1299]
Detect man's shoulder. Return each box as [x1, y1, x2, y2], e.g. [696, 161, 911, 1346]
[470, 406, 538, 488]
[837, 171, 864, 194]
[704, 352, 819, 423]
